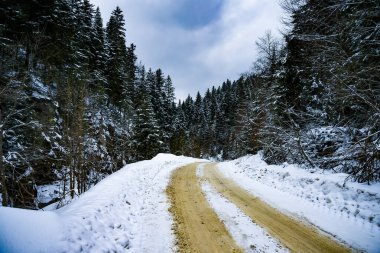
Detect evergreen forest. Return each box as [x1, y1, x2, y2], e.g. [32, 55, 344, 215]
[1, 0, 379, 209]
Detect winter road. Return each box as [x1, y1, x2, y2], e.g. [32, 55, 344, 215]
[167, 162, 351, 253]
[167, 163, 243, 253]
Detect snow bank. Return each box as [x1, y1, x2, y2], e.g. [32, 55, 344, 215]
[218, 154, 380, 252]
[0, 154, 203, 253]
[0, 207, 62, 253]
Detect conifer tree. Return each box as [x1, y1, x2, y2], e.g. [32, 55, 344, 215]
[106, 6, 128, 106]
[122, 43, 137, 116]
[161, 75, 175, 145]
[93, 7, 106, 72]
[170, 105, 188, 155]
[133, 93, 163, 160]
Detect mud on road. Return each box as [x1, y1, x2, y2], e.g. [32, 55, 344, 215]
[167, 162, 351, 253]
[167, 163, 243, 253]
[203, 163, 351, 253]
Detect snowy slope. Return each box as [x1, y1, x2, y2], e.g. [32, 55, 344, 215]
[0, 154, 203, 253]
[218, 154, 380, 253]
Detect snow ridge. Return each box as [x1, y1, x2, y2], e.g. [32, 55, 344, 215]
[0, 154, 202, 253]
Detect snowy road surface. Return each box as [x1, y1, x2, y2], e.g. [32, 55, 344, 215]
[0, 154, 379, 252]
[167, 163, 244, 253]
[201, 163, 349, 252]
[217, 155, 380, 252]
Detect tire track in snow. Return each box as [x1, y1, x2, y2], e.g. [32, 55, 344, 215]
[167, 163, 243, 253]
[203, 163, 351, 253]
[197, 164, 289, 253]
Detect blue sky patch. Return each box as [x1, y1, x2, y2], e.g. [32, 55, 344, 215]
[173, 0, 224, 29]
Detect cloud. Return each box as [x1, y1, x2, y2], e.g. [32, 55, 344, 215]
[91, 0, 284, 101]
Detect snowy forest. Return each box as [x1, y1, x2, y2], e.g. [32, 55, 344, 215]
[1, 0, 379, 209]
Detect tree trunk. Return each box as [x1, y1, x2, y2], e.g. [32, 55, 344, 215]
[70, 140, 75, 199]
[297, 130, 316, 168]
[0, 109, 8, 206]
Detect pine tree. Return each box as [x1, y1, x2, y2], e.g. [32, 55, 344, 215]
[81, 0, 95, 66]
[133, 93, 163, 160]
[151, 69, 165, 120]
[170, 105, 188, 155]
[105, 6, 128, 106]
[122, 43, 137, 117]
[92, 7, 107, 80]
[162, 76, 176, 145]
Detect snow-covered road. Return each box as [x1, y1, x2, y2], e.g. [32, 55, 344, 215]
[0, 153, 379, 252]
[217, 154, 380, 252]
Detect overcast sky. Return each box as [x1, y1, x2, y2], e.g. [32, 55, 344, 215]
[91, 0, 284, 101]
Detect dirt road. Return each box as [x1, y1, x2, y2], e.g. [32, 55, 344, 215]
[203, 163, 351, 253]
[166, 163, 243, 253]
[167, 162, 351, 252]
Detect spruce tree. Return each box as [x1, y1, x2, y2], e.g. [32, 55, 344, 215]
[93, 7, 106, 66]
[133, 94, 163, 160]
[106, 6, 128, 106]
[122, 43, 137, 116]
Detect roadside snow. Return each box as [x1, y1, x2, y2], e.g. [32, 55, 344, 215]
[0, 207, 62, 253]
[2, 153, 378, 253]
[198, 165, 289, 253]
[0, 154, 202, 253]
[218, 154, 380, 253]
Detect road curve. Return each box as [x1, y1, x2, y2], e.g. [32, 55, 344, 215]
[203, 163, 351, 253]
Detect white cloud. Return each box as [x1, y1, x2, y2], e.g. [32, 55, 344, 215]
[91, 0, 284, 101]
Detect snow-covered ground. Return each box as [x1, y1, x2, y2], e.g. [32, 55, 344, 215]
[218, 154, 380, 253]
[1, 153, 379, 253]
[0, 154, 203, 253]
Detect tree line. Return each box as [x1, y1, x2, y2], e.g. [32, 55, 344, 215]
[1, 0, 379, 209]
[174, 0, 379, 184]
[0, 0, 175, 208]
